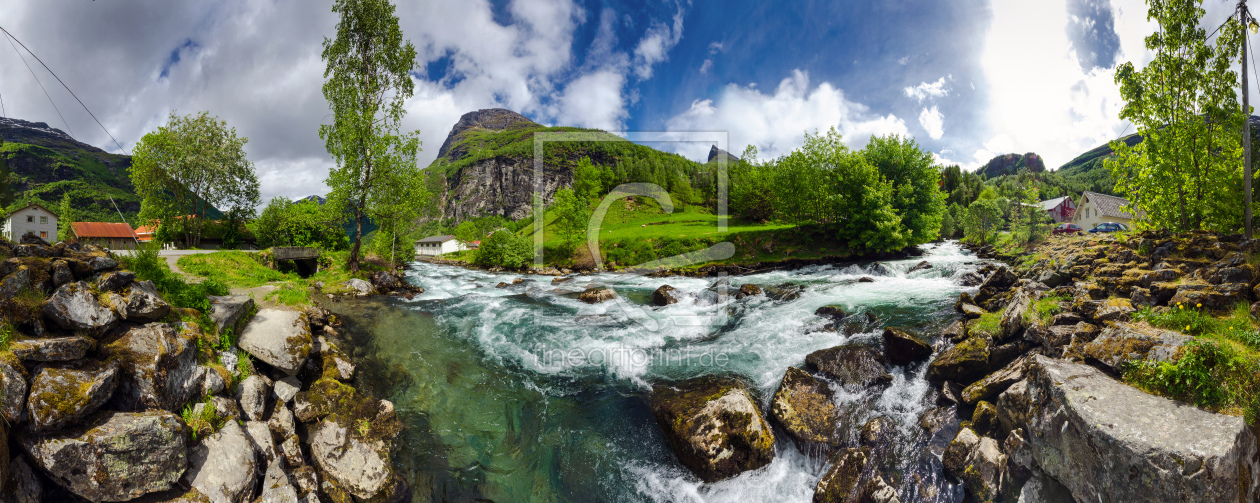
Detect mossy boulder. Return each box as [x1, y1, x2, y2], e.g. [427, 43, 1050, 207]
[21, 411, 187, 502]
[51, 259, 73, 287]
[881, 327, 932, 366]
[769, 367, 839, 449]
[43, 281, 117, 333]
[1067, 322, 1189, 373]
[183, 420, 259, 503]
[0, 352, 29, 423]
[118, 280, 171, 322]
[927, 335, 991, 383]
[96, 270, 136, 292]
[970, 401, 1001, 438]
[9, 335, 93, 362]
[311, 416, 398, 501]
[26, 360, 119, 431]
[649, 377, 775, 482]
[0, 265, 30, 300]
[207, 295, 254, 335]
[811, 447, 867, 503]
[804, 345, 892, 388]
[1093, 297, 1134, 323]
[102, 323, 202, 412]
[998, 290, 1032, 342]
[960, 355, 1030, 406]
[237, 309, 313, 375]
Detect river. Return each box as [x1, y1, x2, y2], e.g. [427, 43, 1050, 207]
[330, 241, 986, 502]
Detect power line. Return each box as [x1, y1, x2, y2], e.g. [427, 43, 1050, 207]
[0, 26, 127, 154]
[4, 30, 75, 139]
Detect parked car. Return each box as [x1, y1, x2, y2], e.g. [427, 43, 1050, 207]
[1088, 222, 1129, 233]
[1052, 223, 1084, 235]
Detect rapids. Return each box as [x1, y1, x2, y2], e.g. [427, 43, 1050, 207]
[332, 241, 987, 502]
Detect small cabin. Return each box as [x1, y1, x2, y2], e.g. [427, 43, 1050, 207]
[415, 235, 468, 256]
[71, 222, 139, 250]
[1041, 196, 1076, 223]
[3, 203, 58, 243]
[1072, 191, 1141, 230]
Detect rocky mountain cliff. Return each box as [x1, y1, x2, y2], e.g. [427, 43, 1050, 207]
[0, 117, 140, 221]
[977, 152, 1045, 178]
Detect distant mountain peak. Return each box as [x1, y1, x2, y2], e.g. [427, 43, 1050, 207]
[978, 152, 1044, 178]
[436, 108, 539, 161]
[0, 116, 86, 149]
[707, 145, 741, 164]
[295, 195, 326, 205]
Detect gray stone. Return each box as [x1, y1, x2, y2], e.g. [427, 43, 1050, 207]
[5, 454, 43, 503]
[244, 420, 279, 466]
[184, 420, 259, 503]
[273, 376, 301, 403]
[343, 278, 375, 296]
[97, 270, 136, 292]
[1093, 299, 1135, 323]
[118, 281, 171, 322]
[21, 411, 187, 502]
[200, 366, 226, 396]
[804, 344, 892, 388]
[960, 355, 1030, 405]
[0, 266, 30, 300]
[768, 367, 839, 449]
[996, 380, 1030, 437]
[237, 309, 312, 375]
[268, 401, 296, 438]
[51, 259, 73, 287]
[88, 256, 119, 272]
[211, 396, 242, 422]
[998, 289, 1031, 342]
[310, 417, 397, 501]
[43, 281, 117, 333]
[650, 377, 775, 482]
[9, 335, 93, 362]
[0, 356, 28, 423]
[280, 434, 303, 468]
[1071, 321, 1190, 373]
[1025, 356, 1260, 503]
[103, 323, 201, 412]
[257, 461, 300, 503]
[961, 436, 1008, 503]
[237, 375, 272, 422]
[26, 361, 119, 431]
[208, 295, 255, 335]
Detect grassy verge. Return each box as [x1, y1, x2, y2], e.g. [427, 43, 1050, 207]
[177, 249, 373, 309]
[177, 251, 288, 288]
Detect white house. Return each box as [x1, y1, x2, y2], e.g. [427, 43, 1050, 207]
[3, 203, 57, 243]
[415, 235, 468, 256]
[1072, 191, 1142, 229]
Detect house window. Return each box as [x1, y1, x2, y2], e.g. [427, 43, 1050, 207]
[39, 232, 46, 238]
[39, 216, 47, 224]
[26, 216, 33, 223]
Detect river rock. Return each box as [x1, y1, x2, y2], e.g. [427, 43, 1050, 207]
[1068, 322, 1189, 373]
[957, 270, 985, 287]
[996, 380, 1030, 436]
[927, 335, 991, 383]
[908, 260, 932, 273]
[943, 427, 980, 480]
[959, 303, 986, 319]
[238, 309, 313, 375]
[103, 323, 201, 412]
[1025, 355, 1260, 502]
[650, 377, 775, 482]
[736, 284, 762, 299]
[960, 355, 1030, 405]
[185, 420, 259, 503]
[343, 278, 376, 296]
[97, 270, 136, 292]
[6, 454, 42, 503]
[812, 447, 867, 503]
[814, 305, 848, 321]
[310, 416, 396, 501]
[766, 283, 804, 301]
[577, 286, 614, 304]
[769, 367, 839, 448]
[881, 327, 932, 366]
[26, 360, 119, 431]
[979, 266, 1018, 291]
[43, 281, 117, 333]
[804, 345, 892, 388]
[21, 411, 187, 502]
[238, 375, 273, 422]
[9, 335, 93, 361]
[971, 401, 1001, 438]
[998, 290, 1031, 342]
[652, 285, 682, 306]
[0, 354, 28, 423]
[369, 270, 400, 292]
[960, 436, 1008, 503]
[943, 320, 968, 343]
[118, 280, 171, 322]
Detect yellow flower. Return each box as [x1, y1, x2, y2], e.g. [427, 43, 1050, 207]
[1179, 304, 1184, 310]
[1196, 303, 1202, 308]
[1186, 325, 1191, 331]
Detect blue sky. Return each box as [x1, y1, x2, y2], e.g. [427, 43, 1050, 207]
[0, 0, 1246, 201]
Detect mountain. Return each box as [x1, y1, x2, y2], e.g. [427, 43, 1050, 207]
[296, 195, 326, 205]
[707, 146, 741, 164]
[977, 152, 1045, 178]
[0, 116, 141, 223]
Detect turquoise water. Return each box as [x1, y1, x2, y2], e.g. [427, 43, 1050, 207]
[333, 242, 983, 502]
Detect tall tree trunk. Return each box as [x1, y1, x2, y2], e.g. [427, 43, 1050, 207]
[348, 209, 363, 272]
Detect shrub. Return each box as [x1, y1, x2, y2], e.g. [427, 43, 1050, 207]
[1124, 339, 1259, 422]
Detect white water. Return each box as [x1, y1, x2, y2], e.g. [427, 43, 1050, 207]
[372, 241, 984, 502]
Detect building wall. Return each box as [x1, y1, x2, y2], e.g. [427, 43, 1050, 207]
[77, 237, 136, 250]
[3, 207, 57, 242]
[416, 240, 469, 256]
[440, 240, 468, 254]
[1073, 197, 1131, 229]
[1046, 199, 1076, 223]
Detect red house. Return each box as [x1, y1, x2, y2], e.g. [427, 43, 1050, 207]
[1041, 196, 1076, 223]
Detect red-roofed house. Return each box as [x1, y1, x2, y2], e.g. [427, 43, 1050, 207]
[71, 222, 138, 250]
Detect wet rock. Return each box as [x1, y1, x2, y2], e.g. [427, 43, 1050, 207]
[937, 380, 964, 406]
[369, 270, 401, 292]
[814, 304, 848, 321]
[0, 354, 29, 423]
[908, 260, 932, 273]
[943, 320, 968, 343]
[857, 276, 875, 283]
[185, 420, 259, 503]
[103, 323, 201, 412]
[238, 309, 313, 375]
[97, 270, 136, 292]
[310, 416, 396, 501]
[860, 416, 894, 449]
[652, 285, 682, 306]
[317, 339, 357, 381]
[1025, 355, 1260, 502]
[208, 295, 255, 335]
[736, 284, 762, 299]
[881, 327, 932, 366]
[26, 360, 119, 431]
[927, 335, 991, 383]
[959, 303, 985, 319]
[960, 355, 1030, 405]
[971, 401, 1001, 438]
[43, 281, 117, 333]
[769, 367, 839, 448]
[650, 377, 775, 482]
[804, 345, 892, 388]
[860, 475, 903, 503]
[118, 280, 171, 322]
[996, 380, 1030, 436]
[343, 278, 376, 296]
[579, 286, 616, 304]
[21, 411, 187, 502]
[812, 448, 867, 503]
[766, 283, 804, 301]
[51, 259, 73, 287]
[1069, 322, 1190, 373]
[957, 271, 985, 287]
[238, 375, 273, 422]
[5, 454, 42, 503]
[9, 335, 93, 362]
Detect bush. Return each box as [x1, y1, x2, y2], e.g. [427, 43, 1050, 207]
[474, 230, 533, 268]
[119, 242, 229, 312]
[1124, 339, 1259, 422]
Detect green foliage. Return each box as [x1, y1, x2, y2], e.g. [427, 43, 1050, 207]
[551, 188, 589, 255]
[177, 251, 288, 289]
[1135, 303, 1260, 351]
[962, 199, 1003, 245]
[130, 111, 260, 248]
[572, 156, 604, 203]
[118, 241, 229, 312]
[365, 213, 418, 266]
[0, 142, 141, 224]
[320, 0, 426, 272]
[0, 320, 12, 352]
[474, 229, 533, 268]
[1012, 184, 1051, 244]
[861, 134, 947, 244]
[250, 197, 349, 251]
[57, 193, 76, 242]
[972, 311, 1003, 338]
[1110, 0, 1245, 232]
[1029, 294, 1068, 324]
[0, 135, 10, 209]
[1124, 339, 1259, 421]
[181, 397, 225, 441]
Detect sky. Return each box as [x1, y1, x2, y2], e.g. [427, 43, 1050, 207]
[0, 0, 1250, 204]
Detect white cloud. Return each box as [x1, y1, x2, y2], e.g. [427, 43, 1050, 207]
[631, 6, 685, 80]
[919, 106, 944, 139]
[554, 71, 628, 131]
[904, 77, 950, 103]
[665, 70, 908, 162]
[898, 56, 909, 65]
[708, 41, 724, 54]
[699, 59, 713, 75]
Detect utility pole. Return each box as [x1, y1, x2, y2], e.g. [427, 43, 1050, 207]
[1245, 0, 1254, 238]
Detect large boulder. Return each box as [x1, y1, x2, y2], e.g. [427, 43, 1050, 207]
[237, 309, 313, 375]
[769, 367, 839, 448]
[26, 360, 119, 431]
[51, 259, 73, 287]
[9, 335, 93, 362]
[1025, 356, 1260, 502]
[579, 286, 616, 304]
[979, 266, 1018, 292]
[184, 420, 259, 503]
[927, 335, 991, 383]
[343, 278, 375, 296]
[257, 460, 300, 503]
[998, 290, 1032, 342]
[21, 411, 187, 502]
[652, 285, 682, 306]
[208, 295, 255, 335]
[43, 281, 117, 333]
[881, 327, 932, 366]
[804, 345, 892, 388]
[118, 280, 171, 322]
[960, 355, 1030, 405]
[650, 377, 775, 482]
[0, 354, 28, 423]
[1067, 322, 1190, 373]
[97, 270, 136, 292]
[310, 416, 398, 501]
[812, 447, 868, 503]
[102, 323, 202, 412]
[0, 266, 30, 300]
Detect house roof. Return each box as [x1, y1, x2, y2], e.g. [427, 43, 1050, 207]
[416, 234, 457, 244]
[72, 222, 137, 239]
[1041, 196, 1072, 211]
[1082, 191, 1142, 219]
[5, 203, 57, 219]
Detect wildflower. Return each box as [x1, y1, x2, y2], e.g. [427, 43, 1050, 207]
[1186, 325, 1191, 331]
[1196, 303, 1202, 308]
[1179, 304, 1184, 310]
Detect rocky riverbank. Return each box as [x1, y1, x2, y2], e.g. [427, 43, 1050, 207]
[0, 237, 414, 503]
